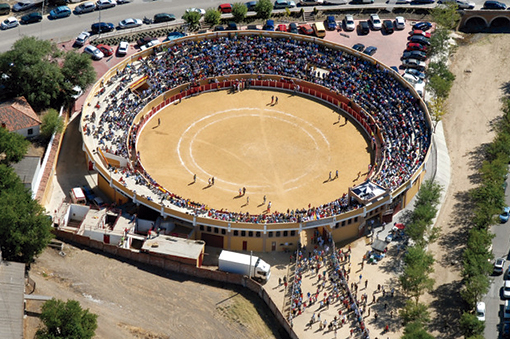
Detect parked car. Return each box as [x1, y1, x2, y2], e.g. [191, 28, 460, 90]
[405, 68, 426, 79]
[408, 35, 431, 46]
[83, 45, 104, 60]
[218, 3, 233, 13]
[96, 0, 116, 9]
[276, 24, 288, 31]
[288, 22, 298, 33]
[413, 21, 432, 31]
[358, 20, 369, 34]
[483, 0, 506, 8]
[382, 20, 394, 33]
[117, 41, 128, 55]
[413, 0, 435, 3]
[75, 31, 90, 46]
[137, 36, 155, 46]
[394, 16, 405, 30]
[49, 6, 71, 19]
[402, 50, 427, 61]
[325, 15, 336, 30]
[226, 21, 237, 30]
[264, 19, 275, 31]
[246, 24, 260, 30]
[75, 1, 96, 13]
[118, 18, 142, 29]
[1, 16, 19, 29]
[406, 42, 428, 52]
[299, 24, 313, 35]
[97, 43, 113, 56]
[12, 1, 37, 11]
[213, 25, 225, 31]
[0, 3, 10, 15]
[91, 22, 115, 34]
[343, 14, 355, 31]
[437, 0, 475, 8]
[504, 281, 510, 299]
[495, 258, 506, 274]
[501, 207, 510, 223]
[245, 1, 257, 10]
[402, 58, 426, 70]
[153, 13, 175, 23]
[274, 0, 296, 8]
[476, 302, 486, 322]
[185, 7, 205, 16]
[395, 0, 412, 3]
[20, 12, 42, 23]
[313, 22, 326, 37]
[369, 14, 382, 30]
[364, 46, 377, 56]
[163, 31, 186, 41]
[410, 29, 432, 38]
[352, 43, 365, 51]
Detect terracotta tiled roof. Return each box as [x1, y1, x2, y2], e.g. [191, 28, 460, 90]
[0, 97, 41, 132]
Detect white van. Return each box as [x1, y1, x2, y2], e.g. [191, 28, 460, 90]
[70, 187, 86, 204]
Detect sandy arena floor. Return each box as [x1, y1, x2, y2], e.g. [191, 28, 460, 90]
[137, 90, 372, 215]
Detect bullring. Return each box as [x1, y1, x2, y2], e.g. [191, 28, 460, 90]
[80, 31, 432, 252]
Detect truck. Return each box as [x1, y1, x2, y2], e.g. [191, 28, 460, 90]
[218, 250, 271, 283]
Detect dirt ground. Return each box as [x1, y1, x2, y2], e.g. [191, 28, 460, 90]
[24, 245, 286, 339]
[137, 90, 371, 215]
[424, 33, 510, 338]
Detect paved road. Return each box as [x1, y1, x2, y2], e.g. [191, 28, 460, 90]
[484, 174, 510, 339]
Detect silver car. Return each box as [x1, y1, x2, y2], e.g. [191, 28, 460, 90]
[75, 2, 96, 14]
[83, 45, 104, 60]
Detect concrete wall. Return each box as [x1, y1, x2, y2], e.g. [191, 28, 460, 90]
[53, 229, 298, 339]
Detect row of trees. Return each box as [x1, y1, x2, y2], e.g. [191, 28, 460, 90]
[459, 99, 510, 338]
[399, 180, 442, 339]
[184, 0, 277, 30]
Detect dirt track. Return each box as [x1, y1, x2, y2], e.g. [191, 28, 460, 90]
[137, 90, 371, 215]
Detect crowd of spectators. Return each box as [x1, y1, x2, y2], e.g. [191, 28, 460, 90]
[288, 234, 372, 338]
[83, 34, 430, 224]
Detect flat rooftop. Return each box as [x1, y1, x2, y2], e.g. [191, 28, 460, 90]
[0, 260, 25, 339]
[142, 235, 204, 260]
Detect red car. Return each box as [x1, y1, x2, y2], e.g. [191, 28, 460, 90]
[218, 3, 232, 13]
[406, 42, 427, 52]
[299, 24, 314, 35]
[96, 44, 114, 57]
[276, 24, 288, 32]
[409, 30, 431, 38]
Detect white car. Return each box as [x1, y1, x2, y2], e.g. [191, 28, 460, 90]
[369, 14, 382, 30]
[343, 14, 355, 31]
[504, 281, 510, 299]
[75, 31, 91, 46]
[118, 18, 142, 29]
[394, 16, 405, 30]
[495, 257, 506, 274]
[96, 0, 116, 9]
[403, 73, 425, 96]
[476, 302, 486, 321]
[186, 7, 206, 16]
[117, 41, 128, 55]
[140, 39, 161, 51]
[83, 45, 104, 60]
[1, 17, 19, 30]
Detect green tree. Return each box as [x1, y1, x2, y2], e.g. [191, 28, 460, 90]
[40, 109, 65, 139]
[400, 246, 435, 303]
[428, 28, 451, 60]
[427, 96, 447, 132]
[61, 51, 96, 98]
[401, 321, 435, 339]
[183, 11, 202, 30]
[459, 312, 485, 338]
[0, 126, 29, 164]
[399, 300, 430, 326]
[460, 274, 490, 308]
[232, 2, 248, 22]
[0, 165, 53, 264]
[36, 299, 98, 339]
[255, 0, 273, 19]
[0, 36, 95, 110]
[204, 8, 221, 26]
[432, 2, 461, 29]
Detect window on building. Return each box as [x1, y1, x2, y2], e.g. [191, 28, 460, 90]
[234, 230, 239, 236]
[341, 221, 346, 227]
[354, 217, 358, 222]
[248, 231, 253, 237]
[27, 128, 33, 135]
[241, 230, 246, 237]
[290, 230, 296, 236]
[221, 229, 226, 235]
[214, 227, 219, 234]
[268, 232, 273, 238]
[207, 226, 212, 232]
[283, 231, 288, 237]
[256, 232, 261, 238]
[199, 225, 204, 231]
[276, 231, 281, 237]
[348, 219, 352, 225]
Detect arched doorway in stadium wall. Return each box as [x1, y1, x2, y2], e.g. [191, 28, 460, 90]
[200, 233, 224, 249]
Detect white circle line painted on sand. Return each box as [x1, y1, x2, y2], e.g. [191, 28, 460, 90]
[186, 113, 321, 191]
